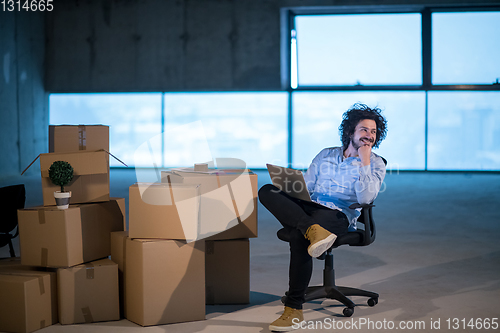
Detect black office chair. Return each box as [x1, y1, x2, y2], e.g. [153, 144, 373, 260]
[0, 184, 26, 257]
[278, 158, 386, 317]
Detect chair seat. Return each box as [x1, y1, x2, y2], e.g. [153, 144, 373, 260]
[277, 227, 365, 248]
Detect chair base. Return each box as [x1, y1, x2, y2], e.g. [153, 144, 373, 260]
[282, 285, 379, 317]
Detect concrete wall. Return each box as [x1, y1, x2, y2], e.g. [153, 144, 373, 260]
[0, 11, 47, 176]
[46, 0, 281, 92]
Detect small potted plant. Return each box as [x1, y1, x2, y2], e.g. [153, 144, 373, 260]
[49, 160, 74, 209]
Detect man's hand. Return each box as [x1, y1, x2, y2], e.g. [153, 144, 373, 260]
[358, 140, 372, 166]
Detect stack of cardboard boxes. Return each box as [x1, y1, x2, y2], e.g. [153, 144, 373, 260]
[0, 125, 125, 333]
[0, 125, 259, 332]
[111, 165, 258, 326]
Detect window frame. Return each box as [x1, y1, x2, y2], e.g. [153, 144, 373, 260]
[281, 5, 500, 170]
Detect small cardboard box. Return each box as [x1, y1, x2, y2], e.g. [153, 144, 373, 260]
[18, 198, 125, 268]
[125, 238, 205, 326]
[39, 149, 110, 206]
[110, 231, 128, 318]
[57, 258, 119, 325]
[49, 125, 109, 153]
[0, 271, 53, 333]
[128, 183, 201, 241]
[205, 239, 250, 305]
[161, 169, 258, 240]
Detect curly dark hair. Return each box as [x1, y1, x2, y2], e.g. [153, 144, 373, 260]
[339, 103, 387, 150]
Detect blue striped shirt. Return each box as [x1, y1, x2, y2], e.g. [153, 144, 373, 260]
[303, 147, 386, 229]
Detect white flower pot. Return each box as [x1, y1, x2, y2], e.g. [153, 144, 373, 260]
[54, 191, 72, 209]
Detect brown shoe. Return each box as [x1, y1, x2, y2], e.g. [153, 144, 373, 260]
[269, 306, 304, 332]
[304, 224, 337, 258]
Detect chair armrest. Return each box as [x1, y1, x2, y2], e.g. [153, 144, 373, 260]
[349, 203, 376, 246]
[349, 203, 375, 209]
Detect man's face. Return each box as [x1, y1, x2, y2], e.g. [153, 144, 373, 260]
[350, 119, 377, 150]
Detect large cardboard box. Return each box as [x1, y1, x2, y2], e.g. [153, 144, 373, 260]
[38, 149, 110, 206]
[49, 125, 109, 153]
[128, 183, 201, 241]
[205, 239, 250, 305]
[161, 169, 258, 240]
[0, 271, 53, 333]
[18, 198, 125, 268]
[57, 258, 119, 325]
[110, 231, 128, 318]
[125, 238, 205, 326]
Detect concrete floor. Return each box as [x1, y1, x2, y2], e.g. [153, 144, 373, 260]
[1, 169, 500, 332]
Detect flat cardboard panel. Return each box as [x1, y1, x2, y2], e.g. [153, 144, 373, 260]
[128, 183, 200, 241]
[162, 170, 258, 240]
[205, 239, 250, 305]
[49, 125, 109, 153]
[58, 258, 119, 325]
[125, 238, 205, 326]
[39, 150, 110, 206]
[18, 198, 125, 268]
[110, 231, 128, 318]
[0, 273, 52, 333]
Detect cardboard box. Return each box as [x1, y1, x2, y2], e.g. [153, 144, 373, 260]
[38, 149, 110, 206]
[0, 266, 59, 326]
[0, 271, 52, 333]
[110, 231, 128, 318]
[49, 125, 109, 153]
[18, 198, 125, 268]
[205, 239, 250, 305]
[161, 169, 258, 240]
[57, 258, 119, 325]
[128, 183, 201, 241]
[125, 238, 205, 326]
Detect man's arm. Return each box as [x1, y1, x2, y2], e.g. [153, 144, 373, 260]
[354, 154, 386, 204]
[303, 148, 328, 193]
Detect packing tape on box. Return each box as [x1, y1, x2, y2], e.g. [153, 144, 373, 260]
[41, 248, 48, 267]
[40, 320, 45, 329]
[85, 263, 94, 279]
[78, 125, 87, 150]
[38, 210, 46, 224]
[37, 275, 45, 295]
[226, 182, 242, 225]
[81, 306, 93, 323]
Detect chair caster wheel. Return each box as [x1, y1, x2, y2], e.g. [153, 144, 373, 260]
[368, 297, 378, 307]
[343, 307, 354, 317]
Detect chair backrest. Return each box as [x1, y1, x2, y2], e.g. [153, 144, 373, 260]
[0, 184, 26, 234]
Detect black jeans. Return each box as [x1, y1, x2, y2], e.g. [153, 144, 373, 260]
[258, 184, 349, 309]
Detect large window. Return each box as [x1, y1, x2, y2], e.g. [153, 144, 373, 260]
[50, 92, 287, 169]
[293, 92, 425, 170]
[49, 93, 162, 167]
[49, 7, 500, 172]
[295, 14, 422, 86]
[288, 7, 500, 171]
[432, 12, 500, 85]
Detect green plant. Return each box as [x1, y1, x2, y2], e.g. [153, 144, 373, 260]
[48, 161, 74, 192]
